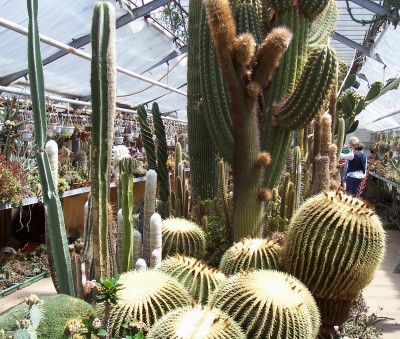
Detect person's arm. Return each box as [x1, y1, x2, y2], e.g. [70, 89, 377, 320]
[340, 152, 354, 160]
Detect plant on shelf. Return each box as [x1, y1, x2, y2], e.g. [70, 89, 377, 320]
[0, 155, 26, 207]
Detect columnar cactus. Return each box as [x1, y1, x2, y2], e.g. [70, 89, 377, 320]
[219, 237, 281, 275]
[90, 1, 116, 279]
[158, 255, 226, 304]
[106, 270, 192, 337]
[162, 218, 206, 259]
[27, 0, 74, 295]
[282, 190, 386, 330]
[209, 269, 321, 339]
[197, 0, 338, 241]
[147, 305, 246, 339]
[143, 169, 157, 265]
[150, 213, 162, 268]
[119, 157, 138, 272]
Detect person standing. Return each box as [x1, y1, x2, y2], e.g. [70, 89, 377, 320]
[340, 141, 367, 195]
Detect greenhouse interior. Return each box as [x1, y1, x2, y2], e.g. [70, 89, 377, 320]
[0, 0, 399, 338]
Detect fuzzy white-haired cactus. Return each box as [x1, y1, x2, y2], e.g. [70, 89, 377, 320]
[135, 258, 147, 271]
[133, 229, 143, 264]
[143, 169, 157, 265]
[150, 213, 162, 268]
[45, 140, 58, 185]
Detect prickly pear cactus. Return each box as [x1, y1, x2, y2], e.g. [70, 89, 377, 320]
[219, 237, 281, 275]
[158, 255, 226, 304]
[147, 305, 246, 339]
[106, 270, 192, 337]
[209, 269, 320, 338]
[162, 218, 206, 259]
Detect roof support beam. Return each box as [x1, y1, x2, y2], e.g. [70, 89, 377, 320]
[349, 0, 398, 22]
[0, 17, 187, 96]
[143, 45, 188, 73]
[331, 31, 385, 64]
[0, 0, 173, 86]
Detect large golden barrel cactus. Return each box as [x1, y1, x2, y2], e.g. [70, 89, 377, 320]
[106, 270, 192, 337]
[209, 270, 320, 338]
[158, 255, 226, 304]
[219, 237, 281, 275]
[281, 190, 386, 331]
[147, 305, 246, 339]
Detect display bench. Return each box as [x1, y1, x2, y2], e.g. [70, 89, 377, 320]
[0, 176, 147, 248]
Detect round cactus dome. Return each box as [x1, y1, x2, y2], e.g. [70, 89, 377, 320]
[158, 255, 226, 304]
[147, 305, 246, 339]
[209, 269, 320, 338]
[219, 237, 281, 275]
[162, 218, 206, 259]
[282, 190, 386, 301]
[106, 270, 192, 337]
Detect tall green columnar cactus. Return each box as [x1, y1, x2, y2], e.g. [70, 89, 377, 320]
[90, 1, 116, 279]
[119, 157, 137, 273]
[200, 0, 337, 241]
[137, 105, 157, 170]
[282, 191, 386, 334]
[187, 0, 217, 202]
[152, 103, 169, 218]
[27, 0, 74, 296]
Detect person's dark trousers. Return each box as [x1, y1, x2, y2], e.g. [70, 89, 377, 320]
[346, 176, 363, 195]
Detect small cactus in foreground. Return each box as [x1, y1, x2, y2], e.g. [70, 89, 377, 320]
[162, 218, 206, 259]
[209, 269, 320, 339]
[147, 304, 246, 339]
[106, 270, 192, 337]
[219, 237, 281, 275]
[158, 255, 226, 304]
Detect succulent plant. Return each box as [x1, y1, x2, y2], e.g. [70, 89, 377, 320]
[162, 218, 206, 259]
[106, 270, 192, 337]
[282, 190, 386, 330]
[147, 304, 246, 339]
[209, 269, 320, 338]
[158, 255, 226, 304]
[219, 237, 281, 275]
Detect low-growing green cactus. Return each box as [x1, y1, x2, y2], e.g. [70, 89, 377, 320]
[209, 269, 320, 339]
[106, 270, 192, 337]
[158, 255, 226, 304]
[147, 304, 246, 339]
[219, 237, 281, 275]
[162, 218, 206, 259]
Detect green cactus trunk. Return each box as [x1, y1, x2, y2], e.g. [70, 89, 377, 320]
[27, 0, 74, 296]
[187, 0, 218, 202]
[137, 105, 157, 170]
[90, 1, 116, 279]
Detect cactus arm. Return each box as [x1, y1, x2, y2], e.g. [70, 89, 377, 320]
[308, 0, 338, 46]
[90, 1, 116, 279]
[27, 0, 74, 296]
[137, 105, 157, 170]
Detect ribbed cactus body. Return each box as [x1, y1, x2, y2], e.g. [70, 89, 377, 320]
[137, 105, 157, 170]
[162, 218, 206, 259]
[107, 270, 192, 337]
[147, 305, 246, 339]
[308, 0, 338, 46]
[143, 169, 157, 265]
[209, 270, 320, 339]
[219, 237, 281, 275]
[282, 190, 386, 302]
[159, 255, 226, 304]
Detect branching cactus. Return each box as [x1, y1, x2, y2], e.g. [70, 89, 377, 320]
[198, 0, 338, 241]
[27, 0, 74, 295]
[90, 1, 116, 279]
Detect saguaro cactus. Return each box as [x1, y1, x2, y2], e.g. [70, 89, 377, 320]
[27, 0, 74, 295]
[198, 0, 338, 241]
[90, 1, 116, 279]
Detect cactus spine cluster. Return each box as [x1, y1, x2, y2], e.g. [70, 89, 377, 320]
[162, 218, 206, 259]
[282, 190, 386, 329]
[27, 0, 74, 295]
[219, 237, 281, 275]
[196, 0, 338, 241]
[159, 255, 226, 304]
[107, 270, 192, 337]
[147, 305, 246, 339]
[209, 269, 320, 339]
[89, 1, 116, 279]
